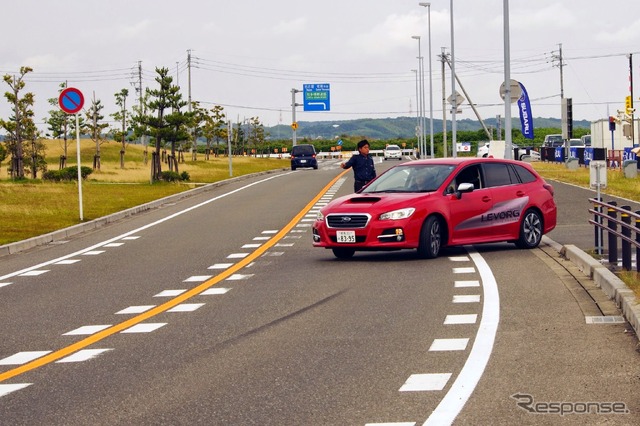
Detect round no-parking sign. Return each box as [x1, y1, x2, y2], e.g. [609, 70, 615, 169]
[58, 87, 84, 114]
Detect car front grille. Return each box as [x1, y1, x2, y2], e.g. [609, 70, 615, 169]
[326, 214, 370, 229]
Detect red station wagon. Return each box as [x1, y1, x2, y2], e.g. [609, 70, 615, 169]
[312, 158, 557, 259]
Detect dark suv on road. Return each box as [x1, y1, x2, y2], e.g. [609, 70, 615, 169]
[290, 144, 318, 170]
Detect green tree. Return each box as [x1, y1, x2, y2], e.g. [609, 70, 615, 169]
[247, 116, 266, 156]
[83, 95, 109, 170]
[0, 66, 36, 179]
[139, 67, 191, 181]
[110, 88, 131, 169]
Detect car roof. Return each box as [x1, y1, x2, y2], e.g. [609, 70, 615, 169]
[405, 157, 527, 167]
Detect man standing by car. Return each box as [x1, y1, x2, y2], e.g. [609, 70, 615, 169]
[341, 139, 377, 192]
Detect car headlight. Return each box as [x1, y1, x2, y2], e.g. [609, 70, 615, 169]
[379, 208, 415, 221]
[316, 211, 325, 221]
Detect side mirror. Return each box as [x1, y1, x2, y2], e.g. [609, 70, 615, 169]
[455, 182, 474, 199]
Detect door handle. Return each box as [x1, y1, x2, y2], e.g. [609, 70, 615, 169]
[482, 196, 492, 203]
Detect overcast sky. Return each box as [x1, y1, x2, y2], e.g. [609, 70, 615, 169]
[2, 0, 640, 134]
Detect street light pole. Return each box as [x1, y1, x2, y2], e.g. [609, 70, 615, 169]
[449, 0, 457, 158]
[411, 35, 424, 158]
[412, 69, 420, 153]
[503, 0, 513, 159]
[419, 2, 434, 158]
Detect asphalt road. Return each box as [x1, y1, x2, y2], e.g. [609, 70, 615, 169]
[0, 158, 638, 425]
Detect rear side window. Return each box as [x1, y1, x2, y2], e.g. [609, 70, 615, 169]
[512, 164, 537, 184]
[483, 163, 513, 187]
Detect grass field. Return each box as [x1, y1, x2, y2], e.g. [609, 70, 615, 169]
[0, 139, 286, 245]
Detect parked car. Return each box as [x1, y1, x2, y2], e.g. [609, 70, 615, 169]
[477, 142, 540, 161]
[581, 135, 592, 147]
[384, 144, 402, 160]
[543, 134, 564, 148]
[313, 157, 557, 259]
[290, 144, 318, 170]
[569, 138, 584, 148]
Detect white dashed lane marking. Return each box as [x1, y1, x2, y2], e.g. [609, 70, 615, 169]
[120, 323, 167, 333]
[64, 325, 111, 336]
[56, 349, 113, 363]
[444, 314, 478, 325]
[0, 351, 52, 365]
[429, 338, 470, 352]
[399, 373, 452, 392]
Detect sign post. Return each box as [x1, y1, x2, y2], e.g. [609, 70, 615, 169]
[58, 87, 85, 221]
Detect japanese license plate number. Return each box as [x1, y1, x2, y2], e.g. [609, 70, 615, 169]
[336, 230, 356, 243]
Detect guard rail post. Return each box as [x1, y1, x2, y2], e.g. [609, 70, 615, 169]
[607, 201, 618, 264]
[592, 197, 603, 255]
[621, 206, 632, 271]
[636, 211, 640, 273]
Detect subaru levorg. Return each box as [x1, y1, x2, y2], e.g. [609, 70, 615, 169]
[312, 157, 557, 259]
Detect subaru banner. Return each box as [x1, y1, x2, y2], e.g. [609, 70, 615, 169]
[517, 82, 534, 139]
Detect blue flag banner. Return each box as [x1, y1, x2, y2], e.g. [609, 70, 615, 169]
[517, 82, 534, 139]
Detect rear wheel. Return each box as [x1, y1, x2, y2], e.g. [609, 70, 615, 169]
[515, 209, 543, 249]
[417, 216, 443, 259]
[332, 248, 355, 259]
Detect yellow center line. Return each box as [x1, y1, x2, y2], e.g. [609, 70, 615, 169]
[0, 170, 348, 383]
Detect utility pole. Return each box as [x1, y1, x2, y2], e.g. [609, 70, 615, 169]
[291, 88, 301, 146]
[441, 48, 448, 157]
[187, 49, 195, 160]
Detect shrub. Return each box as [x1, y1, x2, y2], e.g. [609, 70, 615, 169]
[43, 166, 93, 181]
[158, 170, 190, 182]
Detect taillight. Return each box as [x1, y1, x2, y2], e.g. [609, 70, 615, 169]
[543, 183, 554, 197]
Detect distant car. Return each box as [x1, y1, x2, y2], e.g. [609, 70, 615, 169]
[581, 135, 592, 147]
[569, 138, 585, 148]
[477, 142, 539, 161]
[384, 144, 402, 160]
[477, 143, 490, 157]
[543, 134, 564, 148]
[290, 144, 318, 170]
[312, 157, 557, 259]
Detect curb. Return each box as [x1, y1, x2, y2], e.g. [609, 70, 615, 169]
[0, 169, 285, 258]
[560, 243, 640, 336]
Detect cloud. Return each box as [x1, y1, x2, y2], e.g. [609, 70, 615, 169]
[273, 17, 308, 35]
[347, 12, 423, 56]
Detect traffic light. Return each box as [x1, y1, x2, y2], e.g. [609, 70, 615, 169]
[609, 116, 616, 131]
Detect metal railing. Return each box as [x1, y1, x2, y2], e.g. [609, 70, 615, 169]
[589, 198, 640, 271]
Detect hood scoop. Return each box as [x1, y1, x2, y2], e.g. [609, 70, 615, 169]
[349, 196, 381, 203]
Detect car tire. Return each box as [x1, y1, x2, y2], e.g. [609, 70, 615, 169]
[313, 165, 318, 170]
[291, 166, 296, 171]
[332, 248, 355, 259]
[417, 216, 443, 259]
[515, 209, 543, 249]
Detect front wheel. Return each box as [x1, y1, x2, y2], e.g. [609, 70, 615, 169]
[417, 216, 443, 259]
[515, 209, 543, 249]
[332, 247, 355, 259]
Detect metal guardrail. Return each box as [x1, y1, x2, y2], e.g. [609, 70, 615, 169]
[589, 198, 640, 271]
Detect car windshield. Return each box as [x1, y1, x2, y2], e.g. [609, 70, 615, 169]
[363, 164, 456, 193]
[569, 139, 582, 146]
[386, 146, 400, 151]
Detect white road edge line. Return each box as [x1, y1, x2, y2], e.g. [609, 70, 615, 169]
[423, 247, 500, 426]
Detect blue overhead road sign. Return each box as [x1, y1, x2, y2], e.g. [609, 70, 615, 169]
[303, 83, 330, 112]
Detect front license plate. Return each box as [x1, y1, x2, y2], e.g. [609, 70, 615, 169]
[336, 230, 356, 243]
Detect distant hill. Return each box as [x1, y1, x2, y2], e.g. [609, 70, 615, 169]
[267, 116, 590, 141]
